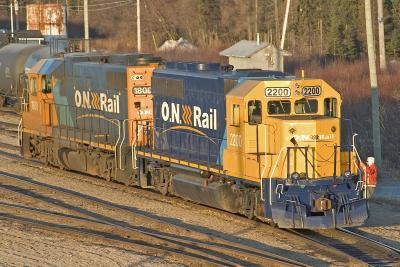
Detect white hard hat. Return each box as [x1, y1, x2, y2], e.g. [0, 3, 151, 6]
[367, 157, 375, 166]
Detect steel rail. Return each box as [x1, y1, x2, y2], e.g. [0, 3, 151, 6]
[288, 228, 400, 266]
[0, 120, 18, 135]
[284, 229, 365, 265]
[338, 228, 400, 254]
[0, 107, 19, 117]
[0, 173, 306, 267]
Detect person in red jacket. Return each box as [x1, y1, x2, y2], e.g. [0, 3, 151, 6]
[359, 157, 378, 199]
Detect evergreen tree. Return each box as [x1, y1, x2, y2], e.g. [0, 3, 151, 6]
[326, 0, 361, 59]
[197, 0, 221, 45]
[291, 0, 324, 54]
[385, 0, 400, 56]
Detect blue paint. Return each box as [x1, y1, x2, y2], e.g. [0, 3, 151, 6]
[37, 59, 63, 75]
[53, 78, 74, 127]
[263, 176, 368, 228]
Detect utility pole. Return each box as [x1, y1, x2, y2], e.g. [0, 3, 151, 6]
[14, 0, 19, 32]
[319, 19, 323, 55]
[137, 0, 141, 52]
[280, 0, 290, 50]
[377, 0, 387, 71]
[255, 0, 258, 38]
[84, 0, 90, 52]
[9, 0, 14, 39]
[274, 0, 279, 46]
[365, 0, 382, 170]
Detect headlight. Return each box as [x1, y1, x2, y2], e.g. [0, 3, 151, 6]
[291, 172, 300, 180]
[344, 171, 351, 178]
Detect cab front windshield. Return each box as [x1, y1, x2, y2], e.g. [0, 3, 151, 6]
[266, 99, 321, 116]
[268, 100, 291, 115]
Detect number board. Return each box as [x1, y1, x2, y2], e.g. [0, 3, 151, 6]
[302, 86, 321, 96]
[265, 87, 291, 97]
[133, 86, 151, 95]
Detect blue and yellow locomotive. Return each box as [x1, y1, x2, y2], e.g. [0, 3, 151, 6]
[20, 53, 368, 229]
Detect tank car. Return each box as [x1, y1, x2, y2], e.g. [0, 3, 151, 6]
[0, 43, 50, 106]
[20, 54, 368, 229]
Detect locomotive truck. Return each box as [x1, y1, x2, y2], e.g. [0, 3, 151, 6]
[19, 52, 368, 229]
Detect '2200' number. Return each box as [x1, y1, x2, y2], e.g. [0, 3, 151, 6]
[265, 87, 291, 97]
[302, 86, 321, 96]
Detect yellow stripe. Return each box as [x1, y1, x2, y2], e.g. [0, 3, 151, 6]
[137, 150, 221, 172]
[94, 134, 110, 138]
[161, 125, 217, 145]
[76, 114, 119, 126]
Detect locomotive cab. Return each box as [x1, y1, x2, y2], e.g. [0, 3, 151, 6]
[21, 59, 62, 138]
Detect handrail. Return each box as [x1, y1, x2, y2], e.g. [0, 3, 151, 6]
[261, 147, 286, 203]
[351, 133, 366, 197]
[119, 120, 127, 170]
[260, 124, 268, 200]
[130, 121, 143, 170]
[111, 119, 121, 170]
[17, 118, 23, 147]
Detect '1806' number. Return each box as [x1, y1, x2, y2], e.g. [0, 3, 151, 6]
[265, 87, 291, 97]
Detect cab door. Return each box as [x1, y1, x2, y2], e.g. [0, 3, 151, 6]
[244, 100, 263, 178]
[22, 74, 55, 136]
[40, 75, 55, 135]
[22, 74, 42, 134]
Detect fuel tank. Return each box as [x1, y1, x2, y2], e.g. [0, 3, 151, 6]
[0, 44, 50, 102]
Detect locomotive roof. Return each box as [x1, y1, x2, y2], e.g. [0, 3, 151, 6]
[154, 66, 293, 81]
[28, 58, 63, 75]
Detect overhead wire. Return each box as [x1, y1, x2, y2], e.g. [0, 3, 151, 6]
[0, 1, 135, 11]
[67, 1, 134, 12]
[67, 0, 134, 9]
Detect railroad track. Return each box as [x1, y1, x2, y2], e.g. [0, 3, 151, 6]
[0, 146, 398, 266]
[0, 202, 233, 267]
[0, 171, 306, 267]
[337, 228, 400, 266]
[0, 123, 397, 265]
[289, 228, 400, 266]
[0, 119, 19, 137]
[0, 107, 19, 117]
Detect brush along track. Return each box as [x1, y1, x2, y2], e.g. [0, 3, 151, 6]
[0, 172, 305, 267]
[288, 228, 400, 266]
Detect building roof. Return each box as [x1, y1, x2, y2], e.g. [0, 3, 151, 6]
[15, 30, 44, 39]
[219, 40, 271, 58]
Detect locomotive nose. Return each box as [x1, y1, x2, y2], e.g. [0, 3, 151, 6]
[282, 117, 340, 179]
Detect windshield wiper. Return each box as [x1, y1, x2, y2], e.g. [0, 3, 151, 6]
[279, 100, 286, 114]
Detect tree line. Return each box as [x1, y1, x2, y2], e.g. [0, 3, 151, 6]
[7, 0, 400, 59]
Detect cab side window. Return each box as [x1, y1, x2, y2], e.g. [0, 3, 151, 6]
[232, 104, 240, 126]
[29, 77, 37, 96]
[248, 100, 262, 124]
[42, 75, 52, 94]
[324, 98, 338, 117]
